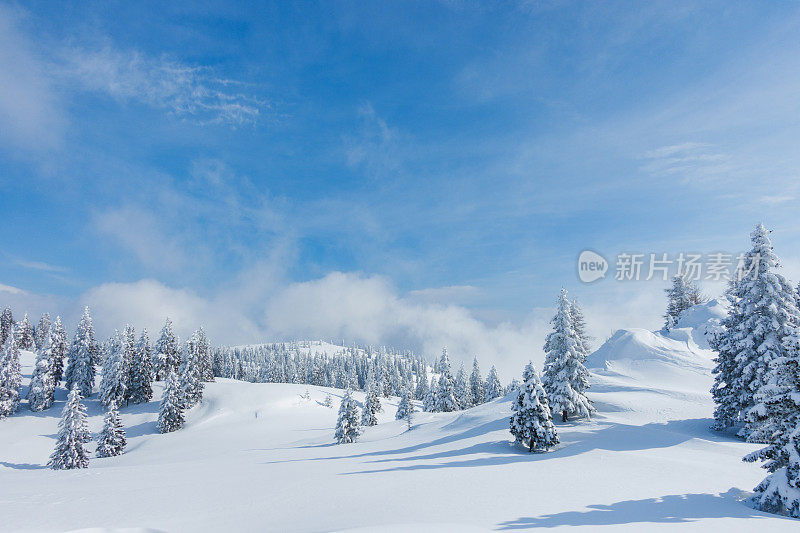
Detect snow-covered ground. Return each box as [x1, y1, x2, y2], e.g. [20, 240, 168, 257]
[1, 302, 796, 531]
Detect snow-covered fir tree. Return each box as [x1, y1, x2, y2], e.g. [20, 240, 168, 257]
[396, 387, 416, 430]
[423, 378, 438, 412]
[27, 342, 56, 411]
[100, 330, 128, 408]
[432, 348, 458, 412]
[510, 361, 559, 453]
[454, 363, 472, 409]
[0, 307, 13, 348]
[34, 313, 51, 351]
[710, 224, 800, 439]
[0, 335, 22, 419]
[96, 400, 126, 458]
[158, 370, 185, 433]
[361, 370, 382, 426]
[335, 389, 361, 444]
[49, 316, 68, 384]
[323, 394, 333, 408]
[196, 327, 214, 382]
[127, 329, 153, 404]
[179, 331, 204, 408]
[542, 288, 594, 422]
[484, 365, 503, 402]
[15, 313, 36, 351]
[64, 307, 99, 397]
[153, 318, 181, 380]
[742, 328, 800, 517]
[663, 275, 703, 330]
[469, 357, 485, 406]
[570, 299, 591, 359]
[415, 364, 429, 400]
[48, 385, 91, 469]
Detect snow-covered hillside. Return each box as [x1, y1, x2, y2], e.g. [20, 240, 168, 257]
[0, 303, 796, 532]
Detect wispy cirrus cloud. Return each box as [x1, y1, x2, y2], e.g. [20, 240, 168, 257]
[15, 259, 67, 273]
[62, 47, 270, 126]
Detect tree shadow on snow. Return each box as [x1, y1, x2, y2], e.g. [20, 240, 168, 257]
[0, 461, 47, 470]
[495, 489, 790, 529]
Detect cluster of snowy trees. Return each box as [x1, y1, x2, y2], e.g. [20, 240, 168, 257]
[709, 224, 800, 517]
[0, 305, 212, 469]
[663, 275, 705, 331]
[509, 288, 593, 453]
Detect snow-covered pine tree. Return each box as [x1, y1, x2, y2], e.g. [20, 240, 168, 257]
[361, 370, 382, 426]
[433, 348, 458, 412]
[469, 357, 485, 406]
[153, 318, 181, 380]
[710, 224, 800, 439]
[64, 307, 99, 397]
[179, 331, 204, 408]
[16, 313, 36, 351]
[510, 362, 559, 453]
[49, 316, 68, 384]
[335, 389, 361, 444]
[0, 335, 22, 418]
[127, 329, 153, 404]
[542, 288, 594, 423]
[27, 342, 55, 411]
[663, 275, 697, 329]
[423, 378, 437, 412]
[0, 307, 13, 348]
[196, 327, 214, 382]
[415, 364, 429, 400]
[34, 313, 51, 351]
[100, 331, 127, 408]
[96, 400, 126, 458]
[395, 387, 416, 430]
[570, 299, 591, 360]
[48, 385, 91, 469]
[158, 370, 185, 433]
[484, 365, 503, 402]
[742, 328, 800, 517]
[454, 363, 472, 409]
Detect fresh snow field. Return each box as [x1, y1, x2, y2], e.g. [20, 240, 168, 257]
[0, 303, 796, 532]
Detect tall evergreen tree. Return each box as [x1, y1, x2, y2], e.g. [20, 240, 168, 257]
[415, 364, 429, 400]
[196, 327, 214, 382]
[335, 389, 361, 444]
[570, 299, 591, 360]
[0, 336, 22, 418]
[423, 378, 438, 412]
[710, 224, 800, 439]
[48, 385, 90, 469]
[179, 331, 204, 408]
[153, 318, 181, 380]
[49, 316, 69, 383]
[27, 342, 56, 411]
[542, 288, 594, 422]
[454, 363, 472, 409]
[433, 348, 458, 412]
[127, 329, 153, 404]
[100, 331, 128, 408]
[96, 400, 126, 458]
[158, 371, 185, 433]
[361, 371, 382, 426]
[34, 313, 51, 351]
[742, 329, 800, 517]
[484, 365, 503, 402]
[0, 307, 13, 348]
[395, 387, 416, 430]
[510, 362, 559, 453]
[64, 307, 99, 397]
[663, 275, 699, 329]
[469, 357, 485, 406]
[16, 313, 36, 351]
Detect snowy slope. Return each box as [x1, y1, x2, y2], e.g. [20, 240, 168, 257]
[1, 304, 797, 532]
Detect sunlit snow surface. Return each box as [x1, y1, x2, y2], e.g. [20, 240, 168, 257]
[1, 303, 796, 531]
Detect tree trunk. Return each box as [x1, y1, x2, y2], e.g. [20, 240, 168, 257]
[529, 439, 534, 453]
[562, 410, 568, 423]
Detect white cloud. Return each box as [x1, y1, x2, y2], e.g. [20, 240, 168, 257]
[62, 47, 269, 126]
[0, 5, 64, 152]
[0, 283, 25, 295]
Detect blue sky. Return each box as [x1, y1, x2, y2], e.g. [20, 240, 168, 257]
[2, 1, 800, 374]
